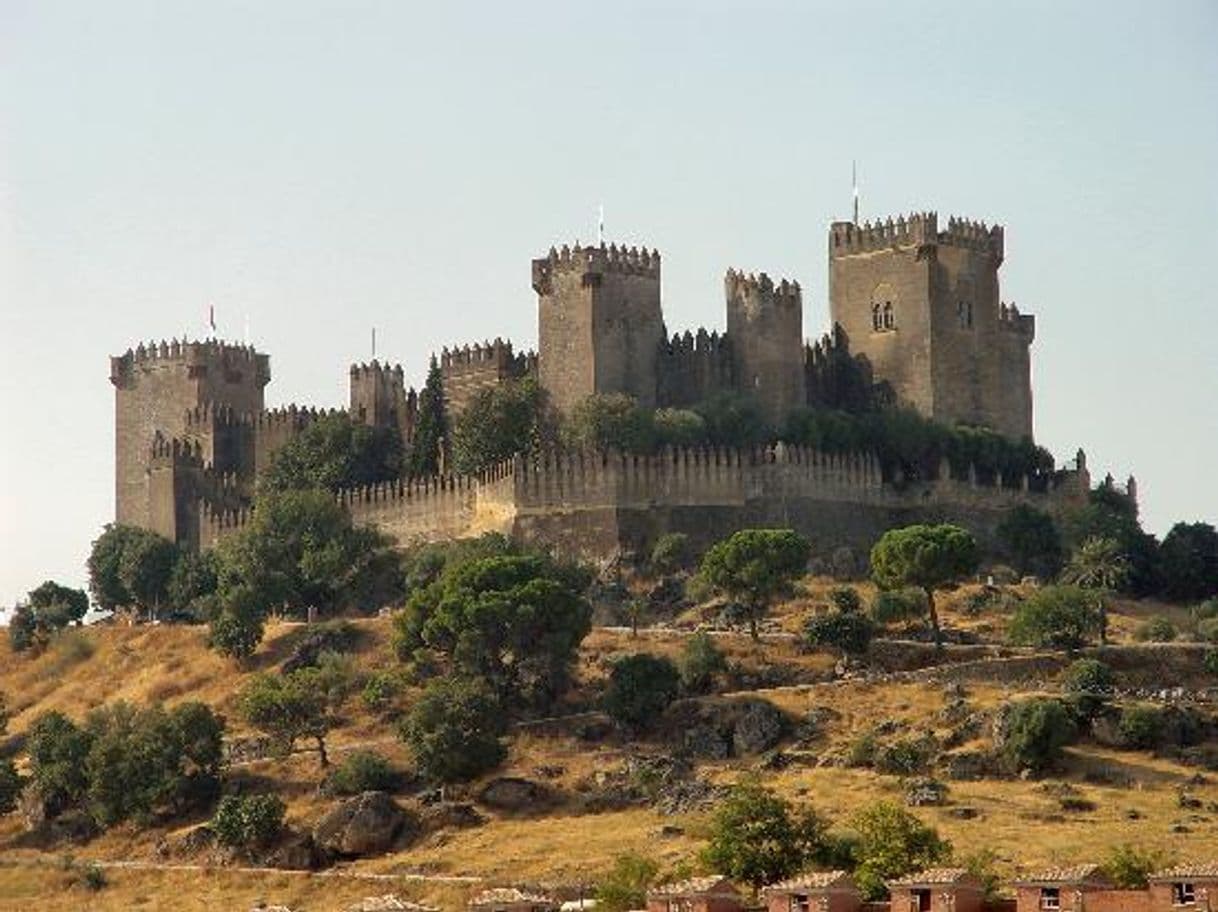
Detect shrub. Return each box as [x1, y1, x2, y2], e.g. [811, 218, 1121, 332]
[1000, 699, 1077, 775]
[1195, 598, 1218, 621]
[324, 750, 398, 796]
[1195, 617, 1218, 644]
[239, 669, 336, 768]
[873, 738, 934, 776]
[361, 671, 403, 715]
[678, 632, 727, 694]
[650, 533, 694, 575]
[804, 609, 874, 657]
[828, 586, 862, 613]
[212, 794, 286, 849]
[595, 852, 660, 912]
[1008, 585, 1101, 650]
[846, 731, 878, 768]
[603, 654, 680, 731]
[701, 778, 827, 889]
[401, 675, 507, 784]
[849, 801, 951, 900]
[1132, 616, 1177, 643]
[1103, 843, 1170, 889]
[1205, 651, 1218, 677]
[1061, 658, 1115, 721]
[26, 711, 93, 816]
[869, 588, 925, 625]
[1118, 705, 1164, 750]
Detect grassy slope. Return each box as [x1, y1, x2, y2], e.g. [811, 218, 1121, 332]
[0, 581, 1214, 911]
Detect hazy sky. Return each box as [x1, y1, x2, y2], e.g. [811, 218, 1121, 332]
[2, 1, 1216, 609]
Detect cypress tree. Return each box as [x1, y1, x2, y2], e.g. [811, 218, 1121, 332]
[409, 356, 446, 477]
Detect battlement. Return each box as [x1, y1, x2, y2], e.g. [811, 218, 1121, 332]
[532, 242, 660, 294]
[440, 338, 517, 372]
[724, 269, 801, 305]
[254, 404, 344, 430]
[666, 328, 729, 355]
[998, 301, 1035, 338]
[150, 433, 205, 465]
[829, 212, 939, 256]
[110, 338, 270, 387]
[349, 360, 405, 381]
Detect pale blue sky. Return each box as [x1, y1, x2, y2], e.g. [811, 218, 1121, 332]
[2, 0, 1216, 608]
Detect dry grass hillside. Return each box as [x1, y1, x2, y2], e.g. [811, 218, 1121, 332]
[1, 578, 1215, 911]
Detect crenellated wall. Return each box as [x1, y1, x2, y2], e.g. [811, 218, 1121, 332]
[657, 329, 734, 408]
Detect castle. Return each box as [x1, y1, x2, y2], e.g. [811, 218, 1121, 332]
[110, 212, 1094, 563]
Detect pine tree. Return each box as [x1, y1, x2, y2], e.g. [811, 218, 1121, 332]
[409, 356, 446, 477]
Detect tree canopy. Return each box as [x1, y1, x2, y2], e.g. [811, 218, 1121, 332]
[409, 356, 446, 476]
[602, 653, 681, 731]
[870, 524, 979, 647]
[9, 580, 89, 652]
[1158, 522, 1218, 603]
[238, 668, 338, 767]
[849, 801, 952, 900]
[394, 552, 592, 708]
[451, 376, 550, 475]
[699, 529, 810, 639]
[1008, 585, 1102, 650]
[260, 412, 403, 493]
[87, 524, 179, 617]
[997, 505, 1063, 579]
[399, 675, 506, 784]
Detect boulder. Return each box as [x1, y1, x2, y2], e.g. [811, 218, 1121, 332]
[264, 828, 318, 870]
[684, 724, 730, 759]
[943, 749, 997, 781]
[905, 777, 949, 807]
[732, 700, 785, 754]
[313, 791, 414, 858]
[477, 777, 551, 812]
[419, 801, 485, 832]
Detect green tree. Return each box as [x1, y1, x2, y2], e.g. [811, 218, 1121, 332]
[562, 393, 656, 452]
[1008, 585, 1102, 650]
[849, 801, 951, 900]
[26, 711, 93, 816]
[650, 533, 694, 576]
[1133, 615, 1177, 643]
[9, 581, 89, 652]
[700, 529, 810, 640]
[166, 550, 219, 620]
[409, 356, 446, 476]
[693, 392, 768, 447]
[212, 794, 285, 850]
[117, 532, 179, 621]
[261, 412, 403, 493]
[400, 675, 507, 784]
[1158, 522, 1218, 603]
[324, 749, 399, 796]
[679, 631, 728, 694]
[1000, 698, 1077, 774]
[0, 694, 22, 814]
[1063, 486, 1160, 596]
[87, 524, 143, 612]
[395, 553, 592, 708]
[595, 852, 660, 912]
[1060, 536, 1129, 644]
[207, 586, 267, 661]
[451, 376, 550, 474]
[870, 524, 979, 648]
[652, 408, 707, 447]
[701, 778, 827, 889]
[603, 653, 681, 731]
[997, 505, 1063, 579]
[1061, 658, 1115, 722]
[239, 669, 337, 768]
[1102, 843, 1169, 889]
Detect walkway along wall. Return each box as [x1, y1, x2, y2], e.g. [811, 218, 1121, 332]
[273, 443, 1093, 565]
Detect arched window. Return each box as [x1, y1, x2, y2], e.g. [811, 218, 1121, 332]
[871, 303, 882, 332]
[882, 301, 895, 330]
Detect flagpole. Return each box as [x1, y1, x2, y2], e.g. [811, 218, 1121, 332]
[852, 161, 859, 225]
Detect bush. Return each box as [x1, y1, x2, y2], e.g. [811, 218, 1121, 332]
[845, 731, 878, 768]
[1000, 699, 1077, 775]
[1008, 585, 1102, 650]
[26, 711, 93, 816]
[1103, 843, 1170, 889]
[849, 801, 951, 900]
[804, 609, 874, 657]
[1133, 616, 1177, 643]
[828, 586, 862, 613]
[595, 852, 660, 912]
[873, 738, 934, 776]
[324, 750, 399, 796]
[212, 794, 286, 849]
[1196, 617, 1218, 644]
[1195, 598, 1218, 621]
[700, 529, 811, 640]
[1118, 705, 1164, 750]
[869, 588, 925, 625]
[1205, 651, 1218, 677]
[400, 675, 507, 784]
[603, 654, 680, 731]
[650, 533, 694, 575]
[1061, 658, 1115, 721]
[701, 778, 827, 889]
[361, 671, 403, 715]
[678, 632, 727, 694]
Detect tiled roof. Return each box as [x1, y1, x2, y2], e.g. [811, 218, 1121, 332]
[469, 887, 556, 907]
[649, 876, 735, 897]
[1152, 862, 1218, 880]
[890, 868, 975, 887]
[1014, 864, 1108, 886]
[764, 871, 854, 893]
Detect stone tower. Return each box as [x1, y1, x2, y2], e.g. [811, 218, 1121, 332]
[533, 243, 663, 414]
[827, 213, 1035, 440]
[110, 340, 270, 534]
[350, 360, 416, 443]
[724, 270, 806, 426]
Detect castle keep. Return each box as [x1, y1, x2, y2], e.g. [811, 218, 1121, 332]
[111, 212, 1087, 561]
